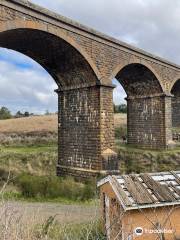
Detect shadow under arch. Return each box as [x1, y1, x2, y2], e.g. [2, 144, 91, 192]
[0, 20, 101, 89]
[114, 63, 164, 97]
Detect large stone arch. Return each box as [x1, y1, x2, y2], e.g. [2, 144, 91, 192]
[110, 61, 165, 94]
[169, 75, 180, 94]
[0, 19, 113, 177]
[114, 63, 164, 97]
[0, 19, 102, 88]
[111, 62, 172, 149]
[170, 79, 180, 128]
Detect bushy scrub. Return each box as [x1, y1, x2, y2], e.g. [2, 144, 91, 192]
[40, 220, 105, 240]
[16, 174, 96, 201]
[115, 126, 127, 139]
[0, 131, 57, 147]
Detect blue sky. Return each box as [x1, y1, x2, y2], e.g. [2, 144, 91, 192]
[0, 49, 57, 114]
[1, 0, 180, 113]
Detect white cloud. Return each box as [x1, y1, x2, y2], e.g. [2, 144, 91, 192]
[31, 0, 180, 63]
[113, 79, 126, 105]
[30, 0, 180, 105]
[0, 49, 58, 114]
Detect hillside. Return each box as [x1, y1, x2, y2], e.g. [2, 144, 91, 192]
[0, 113, 127, 133]
[114, 113, 127, 128]
[0, 114, 58, 133]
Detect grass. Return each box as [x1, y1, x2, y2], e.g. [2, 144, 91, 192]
[0, 197, 102, 240]
[116, 143, 180, 174]
[0, 113, 126, 133]
[2, 191, 97, 205]
[0, 173, 97, 204]
[1, 145, 57, 153]
[36, 220, 105, 240]
[0, 113, 179, 201]
[116, 141, 180, 154]
[0, 149, 57, 177]
[0, 114, 58, 133]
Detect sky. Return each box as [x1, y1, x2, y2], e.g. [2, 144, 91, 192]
[1, 0, 180, 113]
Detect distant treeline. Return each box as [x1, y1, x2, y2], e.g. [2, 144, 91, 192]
[0, 106, 56, 120]
[114, 104, 127, 113]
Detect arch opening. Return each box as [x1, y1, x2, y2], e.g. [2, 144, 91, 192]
[171, 79, 180, 142]
[115, 63, 163, 97]
[113, 63, 165, 148]
[0, 28, 99, 89]
[113, 79, 127, 145]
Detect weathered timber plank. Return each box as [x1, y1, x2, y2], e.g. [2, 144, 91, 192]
[171, 171, 180, 185]
[110, 176, 132, 206]
[123, 175, 149, 204]
[169, 183, 180, 199]
[130, 175, 155, 203]
[140, 174, 176, 202]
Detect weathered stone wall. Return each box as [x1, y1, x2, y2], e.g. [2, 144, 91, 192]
[100, 86, 115, 151]
[57, 85, 119, 176]
[164, 96, 173, 145]
[171, 80, 180, 128]
[172, 96, 180, 127]
[57, 86, 101, 171]
[127, 95, 172, 149]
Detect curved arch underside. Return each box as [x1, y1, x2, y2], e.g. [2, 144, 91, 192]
[171, 79, 180, 128]
[116, 63, 163, 97]
[0, 28, 98, 89]
[171, 79, 180, 96]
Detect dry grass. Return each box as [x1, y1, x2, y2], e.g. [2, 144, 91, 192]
[0, 115, 58, 133]
[114, 113, 127, 128]
[0, 113, 126, 133]
[0, 199, 102, 240]
[0, 201, 99, 225]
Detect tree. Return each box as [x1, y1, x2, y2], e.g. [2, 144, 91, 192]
[114, 104, 127, 113]
[15, 111, 23, 118]
[118, 104, 127, 113]
[45, 110, 50, 115]
[24, 111, 30, 117]
[0, 107, 12, 120]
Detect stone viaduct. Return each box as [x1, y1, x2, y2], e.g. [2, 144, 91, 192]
[1, 0, 180, 177]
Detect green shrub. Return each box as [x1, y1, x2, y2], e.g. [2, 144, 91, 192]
[15, 174, 96, 201]
[81, 180, 97, 201]
[115, 126, 127, 139]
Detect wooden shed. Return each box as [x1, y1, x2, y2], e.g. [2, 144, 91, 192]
[97, 171, 180, 240]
